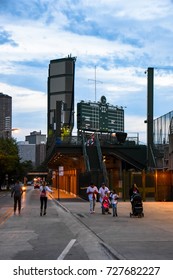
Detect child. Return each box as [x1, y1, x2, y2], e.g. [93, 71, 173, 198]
[110, 189, 119, 217]
[102, 191, 111, 214]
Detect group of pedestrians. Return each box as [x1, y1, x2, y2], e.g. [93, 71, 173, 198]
[86, 182, 119, 216]
[11, 178, 140, 217]
[11, 179, 53, 216]
[86, 182, 141, 216]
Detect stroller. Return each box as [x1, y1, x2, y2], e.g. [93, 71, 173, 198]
[130, 193, 144, 218]
[102, 195, 111, 214]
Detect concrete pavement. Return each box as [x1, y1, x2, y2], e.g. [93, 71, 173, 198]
[51, 188, 173, 260]
[1, 187, 173, 259]
[0, 188, 117, 260]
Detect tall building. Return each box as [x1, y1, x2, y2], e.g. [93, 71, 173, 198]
[18, 131, 47, 167]
[17, 141, 36, 166]
[0, 92, 12, 138]
[47, 55, 76, 139]
[25, 131, 46, 167]
[25, 130, 46, 144]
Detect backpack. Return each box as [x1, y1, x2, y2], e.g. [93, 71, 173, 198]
[12, 184, 23, 197]
[40, 187, 46, 197]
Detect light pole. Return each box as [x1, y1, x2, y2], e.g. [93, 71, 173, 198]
[0, 128, 19, 139]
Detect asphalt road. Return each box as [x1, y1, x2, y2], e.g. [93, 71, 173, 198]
[0, 187, 114, 260]
[1, 187, 173, 260]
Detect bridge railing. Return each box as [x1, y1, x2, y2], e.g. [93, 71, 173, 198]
[46, 134, 140, 161]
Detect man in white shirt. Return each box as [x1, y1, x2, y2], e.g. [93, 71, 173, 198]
[98, 182, 110, 203]
[86, 183, 98, 214]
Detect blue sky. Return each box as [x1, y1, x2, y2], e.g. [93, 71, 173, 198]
[0, 0, 173, 143]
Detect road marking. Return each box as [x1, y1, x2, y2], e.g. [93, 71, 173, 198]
[0, 208, 13, 225]
[57, 239, 76, 260]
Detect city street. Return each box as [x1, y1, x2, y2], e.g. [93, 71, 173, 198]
[0, 187, 114, 260]
[1, 187, 173, 260]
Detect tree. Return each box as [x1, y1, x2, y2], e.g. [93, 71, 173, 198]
[0, 137, 20, 188]
[18, 160, 34, 180]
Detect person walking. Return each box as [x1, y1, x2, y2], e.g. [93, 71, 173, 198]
[98, 182, 110, 204]
[110, 189, 119, 217]
[11, 180, 23, 215]
[129, 183, 139, 201]
[39, 182, 53, 216]
[129, 183, 140, 211]
[86, 182, 98, 214]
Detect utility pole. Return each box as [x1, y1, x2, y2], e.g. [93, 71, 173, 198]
[88, 66, 103, 102]
[146, 67, 154, 170]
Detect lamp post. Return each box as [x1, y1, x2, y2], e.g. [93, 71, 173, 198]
[0, 128, 19, 139]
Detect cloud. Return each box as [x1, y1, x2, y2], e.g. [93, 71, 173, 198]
[0, 82, 46, 112]
[0, 27, 18, 46]
[0, 0, 173, 142]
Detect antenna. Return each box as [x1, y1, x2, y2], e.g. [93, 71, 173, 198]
[88, 66, 103, 102]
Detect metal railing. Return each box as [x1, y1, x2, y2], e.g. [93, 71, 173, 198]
[95, 133, 109, 186]
[82, 133, 90, 171]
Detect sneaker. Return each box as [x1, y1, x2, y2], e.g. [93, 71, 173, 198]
[40, 212, 42, 216]
[43, 212, 46, 215]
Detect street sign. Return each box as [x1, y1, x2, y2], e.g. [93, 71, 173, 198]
[59, 166, 64, 176]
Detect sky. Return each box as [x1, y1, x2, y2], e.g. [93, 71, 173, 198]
[0, 0, 173, 144]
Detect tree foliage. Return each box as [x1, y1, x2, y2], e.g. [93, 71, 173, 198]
[0, 137, 20, 185]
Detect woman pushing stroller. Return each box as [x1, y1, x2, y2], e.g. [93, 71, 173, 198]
[129, 183, 139, 199]
[129, 183, 144, 217]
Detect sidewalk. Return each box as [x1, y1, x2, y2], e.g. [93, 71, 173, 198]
[1, 188, 173, 259]
[51, 188, 173, 260]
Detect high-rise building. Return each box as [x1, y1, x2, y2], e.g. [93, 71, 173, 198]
[17, 141, 36, 166]
[0, 92, 12, 138]
[17, 131, 47, 167]
[47, 55, 76, 139]
[25, 131, 46, 167]
[25, 130, 46, 144]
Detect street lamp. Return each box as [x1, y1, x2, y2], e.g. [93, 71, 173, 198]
[0, 128, 19, 139]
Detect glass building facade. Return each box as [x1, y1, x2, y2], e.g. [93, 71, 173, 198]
[0, 92, 12, 138]
[153, 111, 173, 145]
